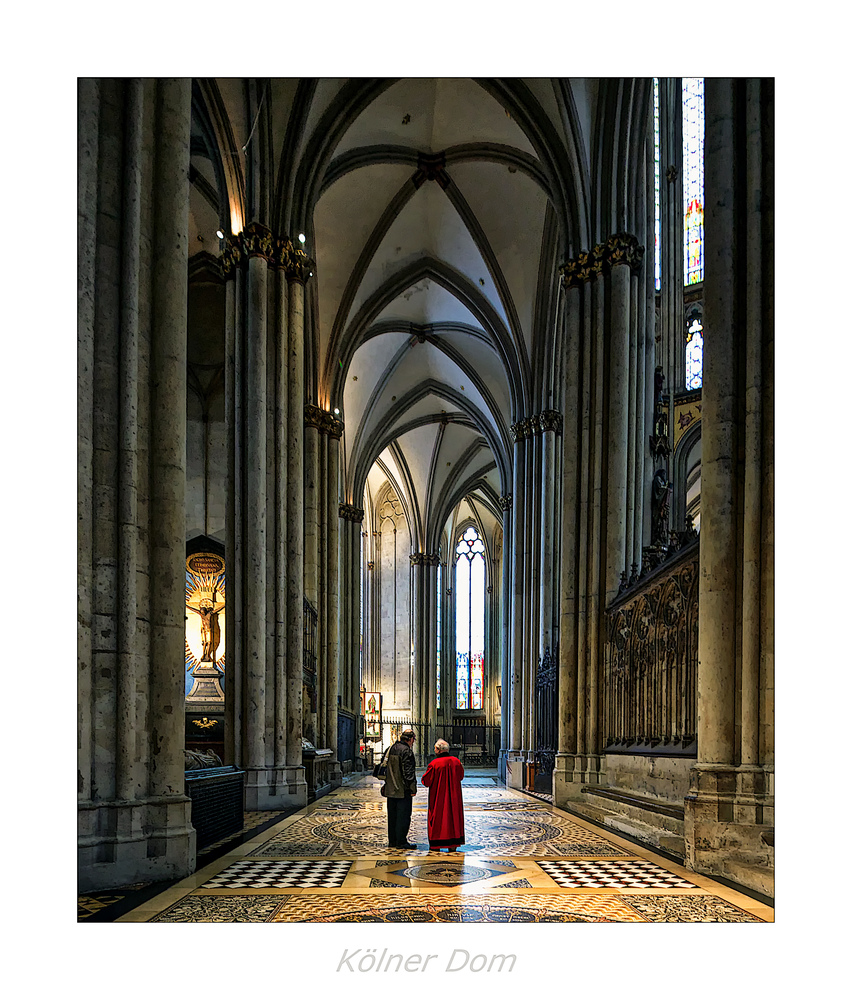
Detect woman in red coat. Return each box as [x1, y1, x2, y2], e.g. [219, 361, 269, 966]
[421, 739, 465, 852]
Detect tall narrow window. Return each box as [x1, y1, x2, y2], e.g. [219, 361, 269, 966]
[455, 526, 485, 710]
[685, 315, 704, 389]
[654, 77, 661, 291]
[683, 77, 705, 285]
[436, 563, 442, 709]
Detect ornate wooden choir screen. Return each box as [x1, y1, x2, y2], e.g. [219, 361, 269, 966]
[604, 541, 699, 756]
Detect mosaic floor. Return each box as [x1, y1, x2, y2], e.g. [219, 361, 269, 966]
[107, 772, 773, 924]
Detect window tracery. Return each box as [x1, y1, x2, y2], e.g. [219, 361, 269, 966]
[455, 525, 485, 711]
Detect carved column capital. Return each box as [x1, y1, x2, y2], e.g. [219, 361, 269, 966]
[339, 503, 364, 523]
[510, 417, 538, 442]
[538, 409, 562, 434]
[304, 403, 344, 438]
[410, 552, 427, 566]
[280, 241, 314, 284]
[604, 232, 645, 274]
[242, 221, 275, 260]
[559, 246, 602, 288]
[498, 494, 513, 511]
[220, 234, 244, 277]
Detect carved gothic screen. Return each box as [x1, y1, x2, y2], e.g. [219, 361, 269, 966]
[683, 77, 705, 285]
[534, 647, 558, 784]
[455, 526, 485, 710]
[604, 545, 698, 754]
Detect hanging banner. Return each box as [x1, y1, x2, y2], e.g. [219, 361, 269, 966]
[362, 691, 382, 738]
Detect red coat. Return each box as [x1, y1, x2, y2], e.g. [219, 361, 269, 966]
[421, 753, 465, 846]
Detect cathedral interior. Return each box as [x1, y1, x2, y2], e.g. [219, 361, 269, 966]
[77, 71, 775, 948]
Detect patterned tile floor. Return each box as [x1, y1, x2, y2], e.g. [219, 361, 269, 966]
[107, 771, 773, 924]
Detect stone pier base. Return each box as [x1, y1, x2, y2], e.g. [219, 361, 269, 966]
[683, 763, 774, 898]
[505, 754, 525, 790]
[553, 754, 604, 807]
[78, 796, 196, 893]
[244, 766, 308, 811]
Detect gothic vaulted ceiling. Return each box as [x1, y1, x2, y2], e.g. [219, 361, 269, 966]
[191, 78, 655, 554]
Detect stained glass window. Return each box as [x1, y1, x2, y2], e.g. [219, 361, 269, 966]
[436, 563, 441, 709]
[683, 77, 705, 285]
[685, 315, 704, 389]
[455, 525, 486, 710]
[654, 77, 661, 292]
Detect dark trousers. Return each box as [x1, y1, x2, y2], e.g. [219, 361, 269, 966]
[387, 794, 413, 846]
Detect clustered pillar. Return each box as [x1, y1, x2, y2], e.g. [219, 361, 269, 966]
[684, 78, 774, 893]
[339, 503, 366, 769]
[222, 223, 312, 809]
[303, 404, 345, 782]
[504, 410, 562, 789]
[78, 78, 196, 890]
[553, 234, 646, 803]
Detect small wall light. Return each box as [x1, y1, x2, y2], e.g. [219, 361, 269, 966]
[216, 229, 225, 240]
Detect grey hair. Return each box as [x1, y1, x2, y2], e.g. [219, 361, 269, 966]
[434, 739, 450, 753]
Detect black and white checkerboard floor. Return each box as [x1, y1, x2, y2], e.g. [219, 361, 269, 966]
[538, 859, 697, 888]
[202, 859, 352, 889]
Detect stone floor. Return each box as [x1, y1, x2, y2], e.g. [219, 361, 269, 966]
[84, 770, 773, 923]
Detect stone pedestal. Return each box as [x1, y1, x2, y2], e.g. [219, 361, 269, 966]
[243, 766, 308, 811]
[683, 763, 774, 897]
[186, 662, 225, 702]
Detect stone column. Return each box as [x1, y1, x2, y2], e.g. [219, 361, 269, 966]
[539, 410, 561, 652]
[78, 77, 99, 810]
[740, 76, 766, 768]
[626, 271, 638, 570]
[147, 75, 194, 835]
[221, 227, 310, 807]
[498, 495, 512, 779]
[223, 255, 242, 768]
[684, 78, 774, 897]
[243, 249, 268, 774]
[326, 430, 342, 781]
[339, 503, 364, 772]
[555, 275, 582, 800]
[273, 266, 289, 768]
[425, 554, 440, 751]
[525, 423, 540, 760]
[604, 236, 634, 603]
[79, 79, 196, 892]
[116, 78, 143, 803]
[659, 77, 685, 395]
[285, 249, 310, 789]
[410, 554, 423, 727]
[304, 416, 320, 608]
[587, 268, 605, 763]
[507, 432, 525, 783]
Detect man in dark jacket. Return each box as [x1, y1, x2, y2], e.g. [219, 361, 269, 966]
[382, 728, 417, 849]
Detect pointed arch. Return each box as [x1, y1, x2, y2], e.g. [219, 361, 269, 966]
[327, 255, 528, 417]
